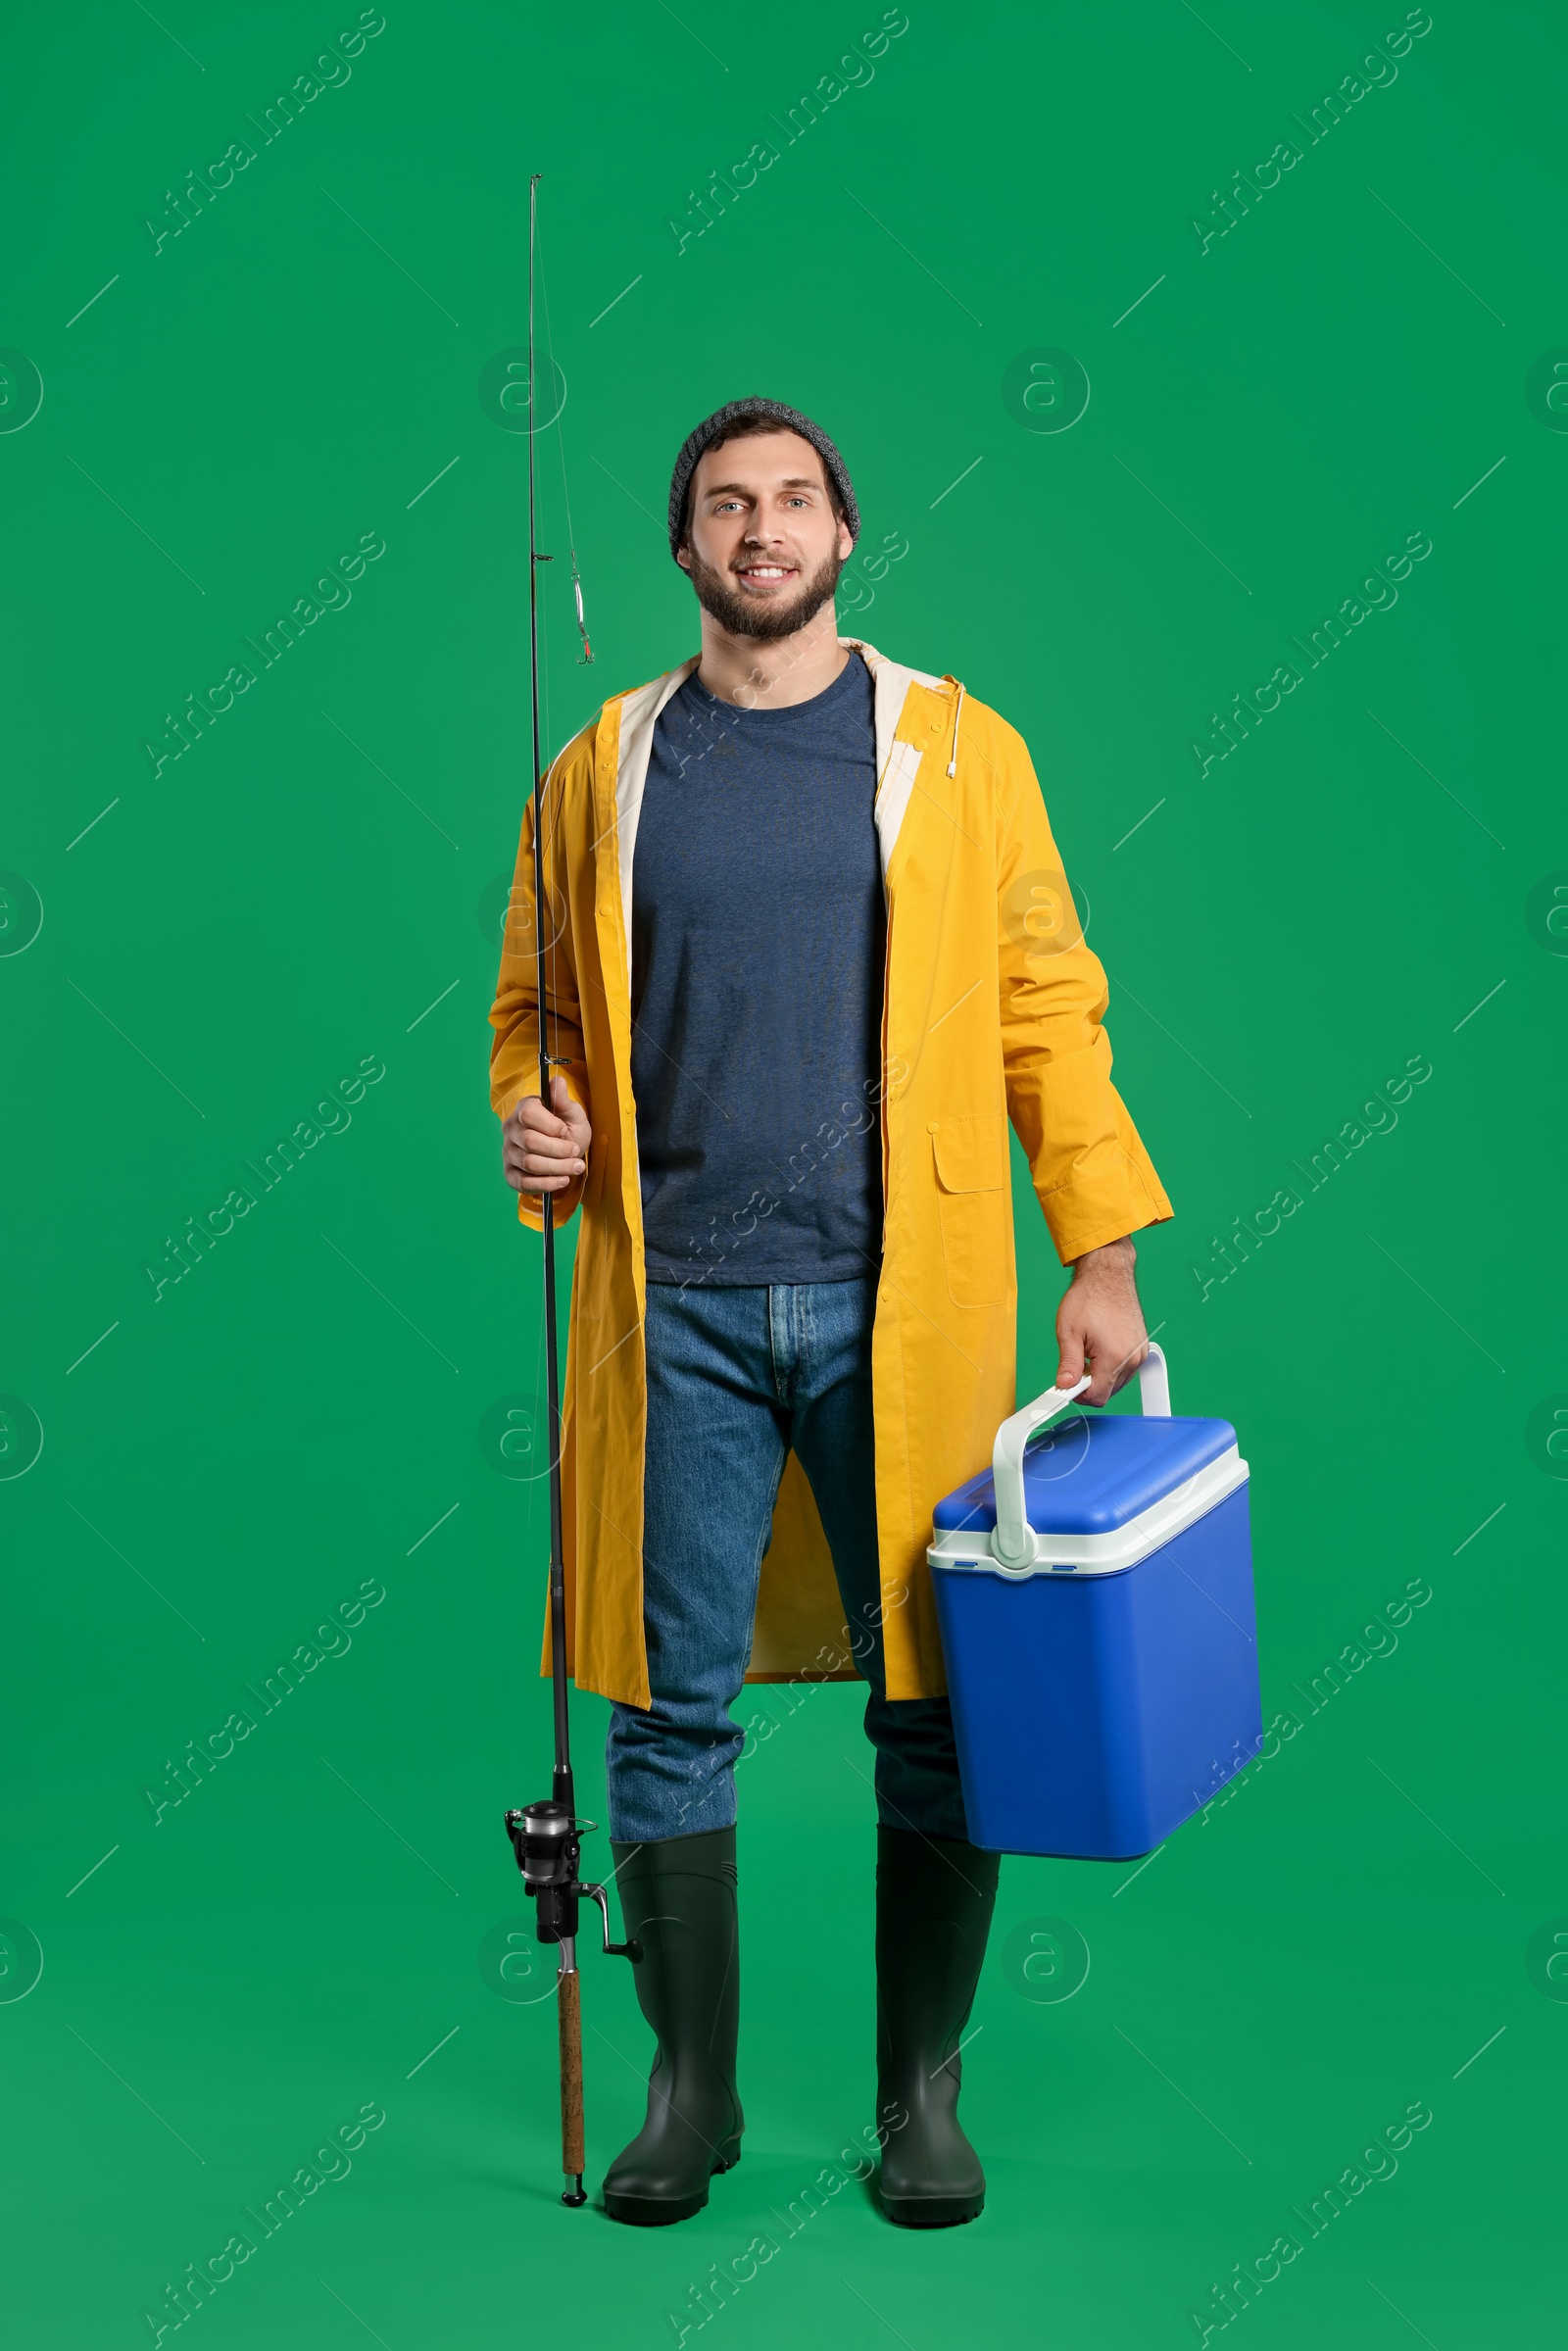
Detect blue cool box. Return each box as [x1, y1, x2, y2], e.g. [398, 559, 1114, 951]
[928, 1347, 1261, 1860]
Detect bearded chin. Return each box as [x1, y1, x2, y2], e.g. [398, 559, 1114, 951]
[684, 546, 846, 642]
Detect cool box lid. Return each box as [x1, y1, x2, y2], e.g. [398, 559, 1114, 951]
[932, 1410, 1239, 1539]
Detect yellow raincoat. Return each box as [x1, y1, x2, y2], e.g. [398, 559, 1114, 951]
[489, 639, 1173, 1705]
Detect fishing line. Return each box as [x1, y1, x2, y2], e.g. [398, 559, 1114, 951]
[535, 208, 595, 667]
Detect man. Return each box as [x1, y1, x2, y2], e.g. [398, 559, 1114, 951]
[489, 397, 1172, 2229]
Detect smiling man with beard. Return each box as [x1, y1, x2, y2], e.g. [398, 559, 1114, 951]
[489, 397, 1174, 2230]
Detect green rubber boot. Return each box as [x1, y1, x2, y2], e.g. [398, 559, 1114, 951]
[601, 1825, 743, 2226]
[874, 1825, 1001, 2228]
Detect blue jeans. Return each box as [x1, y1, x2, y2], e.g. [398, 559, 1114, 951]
[605, 1277, 968, 1845]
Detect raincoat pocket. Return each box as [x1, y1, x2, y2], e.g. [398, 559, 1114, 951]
[931, 1115, 1010, 1308]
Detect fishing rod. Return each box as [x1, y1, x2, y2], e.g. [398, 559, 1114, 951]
[503, 171, 636, 2211]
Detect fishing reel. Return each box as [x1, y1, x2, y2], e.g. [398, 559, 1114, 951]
[504, 1800, 641, 1962]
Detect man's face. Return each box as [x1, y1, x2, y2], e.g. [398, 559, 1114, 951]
[677, 429, 855, 641]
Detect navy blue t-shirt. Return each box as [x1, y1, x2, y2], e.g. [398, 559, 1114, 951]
[630, 651, 885, 1287]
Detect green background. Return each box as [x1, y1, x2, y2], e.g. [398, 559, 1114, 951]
[4, 1, 1563, 2343]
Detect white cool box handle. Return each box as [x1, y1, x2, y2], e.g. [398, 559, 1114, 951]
[990, 1344, 1171, 1571]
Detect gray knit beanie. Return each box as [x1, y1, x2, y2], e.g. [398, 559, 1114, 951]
[667, 397, 859, 560]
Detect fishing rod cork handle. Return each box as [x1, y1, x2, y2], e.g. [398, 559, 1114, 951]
[558, 1967, 586, 2204]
